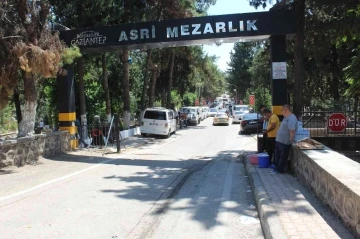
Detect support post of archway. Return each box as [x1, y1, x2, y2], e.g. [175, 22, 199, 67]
[270, 35, 288, 121]
[57, 64, 78, 149]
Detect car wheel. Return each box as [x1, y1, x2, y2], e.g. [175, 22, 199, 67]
[227, 123, 229, 126]
[141, 133, 147, 137]
[165, 130, 171, 138]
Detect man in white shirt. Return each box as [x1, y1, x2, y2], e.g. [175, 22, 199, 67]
[39, 120, 44, 130]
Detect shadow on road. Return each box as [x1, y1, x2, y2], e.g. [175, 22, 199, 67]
[95, 150, 262, 232]
[0, 169, 15, 175]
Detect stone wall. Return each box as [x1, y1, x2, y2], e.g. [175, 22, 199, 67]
[0, 131, 70, 168]
[291, 147, 360, 237]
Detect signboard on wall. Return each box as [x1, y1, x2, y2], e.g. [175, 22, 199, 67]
[272, 62, 287, 79]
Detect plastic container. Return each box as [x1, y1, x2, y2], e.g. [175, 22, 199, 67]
[248, 154, 258, 165]
[258, 153, 270, 168]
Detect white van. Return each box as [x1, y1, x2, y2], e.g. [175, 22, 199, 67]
[141, 108, 177, 138]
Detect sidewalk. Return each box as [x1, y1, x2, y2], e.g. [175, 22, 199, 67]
[245, 159, 355, 239]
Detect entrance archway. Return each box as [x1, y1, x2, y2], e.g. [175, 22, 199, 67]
[57, 9, 296, 147]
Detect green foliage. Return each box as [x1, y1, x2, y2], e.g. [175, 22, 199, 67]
[226, 42, 257, 100]
[344, 46, 360, 97]
[183, 92, 197, 106]
[0, 102, 17, 133]
[62, 46, 82, 65]
[171, 90, 182, 110]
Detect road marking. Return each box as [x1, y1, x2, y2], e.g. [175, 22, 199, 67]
[0, 158, 115, 202]
[213, 160, 235, 238]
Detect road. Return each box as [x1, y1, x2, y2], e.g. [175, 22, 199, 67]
[0, 118, 263, 239]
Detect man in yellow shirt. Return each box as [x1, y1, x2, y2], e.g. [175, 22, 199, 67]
[263, 109, 280, 166]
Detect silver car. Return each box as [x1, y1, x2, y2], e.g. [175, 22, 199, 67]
[180, 107, 201, 125]
[208, 108, 218, 117]
[232, 110, 246, 123]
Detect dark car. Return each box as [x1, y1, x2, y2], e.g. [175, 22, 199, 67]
[240, 113, 262, 134]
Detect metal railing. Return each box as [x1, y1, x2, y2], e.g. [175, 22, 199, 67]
[301, 103, 360, 137]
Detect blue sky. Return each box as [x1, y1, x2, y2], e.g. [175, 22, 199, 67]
[203, 0, 271, 72]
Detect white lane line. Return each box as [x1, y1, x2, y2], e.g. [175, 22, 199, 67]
[0, 158, 115, 202]
[213, 160, 235, 239]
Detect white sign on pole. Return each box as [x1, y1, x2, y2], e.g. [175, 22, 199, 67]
[272, 62, 287, 79]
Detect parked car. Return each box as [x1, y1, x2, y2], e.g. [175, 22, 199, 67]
[233, 105, 249, 114]
[203, 107, 210, 118]
[199, 107, 207, 121]
[232, 110, 246, 123]
[213, 112, 230, 126]
[141, 107, 177, 138]
[208, 108, 218, 117]
[239, 113, 262, 134]
[180, 107, 201, 125]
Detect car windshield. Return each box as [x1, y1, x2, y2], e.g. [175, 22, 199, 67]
[190, 109, 197, 113]
[216, 113, 227, 117]
[235, 106, 249, 111]
[210, 108, 217, 112]
[144, 111, 167, 120]
[243, 113, 259, 120]
[235, 111, 244, 115]
[180, 108, 190, 113]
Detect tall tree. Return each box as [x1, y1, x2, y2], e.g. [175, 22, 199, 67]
[140, 49, 152, 119]
[0, 1, 76, 137]
[102, 54, 111, 122]
[226, 42, 255, 100]
[167, 49, 176, 108]
[248, 0, 305, 117]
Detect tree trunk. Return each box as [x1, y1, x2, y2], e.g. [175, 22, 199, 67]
[121, 51, 131, 130]
[292, 0, 306, 118]
[161, 86, 166, 107]
[330, 45, 340, 101]
[198, 86, 202, 105]
[102, 54, 111, 123]
[18, 73, 37, 137]
[78, 58, 88, 138]
[13, 87, 22, 125]
[149, 66, 158, 108]
[140, 49, 152, 120]
[167, 50, 175, 109]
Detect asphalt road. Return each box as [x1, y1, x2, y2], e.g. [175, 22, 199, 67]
[0, 118, 264, 239]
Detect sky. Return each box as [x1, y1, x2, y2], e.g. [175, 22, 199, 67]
[203, 0, 271, 72]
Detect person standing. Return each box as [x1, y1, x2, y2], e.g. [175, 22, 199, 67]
[262, 109, 280, 166]
[75, 118, 89, 148]
[258, 105, 267, 153]
[274, 104, 298, 173]
[39, 120, 44, 130]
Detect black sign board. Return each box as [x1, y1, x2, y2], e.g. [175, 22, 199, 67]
[60, 10, 296, 51]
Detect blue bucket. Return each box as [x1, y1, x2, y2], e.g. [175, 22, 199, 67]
[258, 153, 269, 168]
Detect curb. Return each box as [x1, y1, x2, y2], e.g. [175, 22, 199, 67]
[244, 159, 288, 239]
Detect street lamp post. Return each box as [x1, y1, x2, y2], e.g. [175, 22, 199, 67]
[226, 83, 238, 103]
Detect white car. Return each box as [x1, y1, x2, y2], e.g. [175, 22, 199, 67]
[141, 107, 177, 138]
[232, 111, 246, 123]
[208, 108, 218, 117]
[233, 105, 250, 113]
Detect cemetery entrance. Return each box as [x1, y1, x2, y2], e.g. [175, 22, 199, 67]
[57, 10, 296, 148]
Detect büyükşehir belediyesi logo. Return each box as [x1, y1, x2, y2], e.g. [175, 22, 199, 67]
[71, 31, 107, 46]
